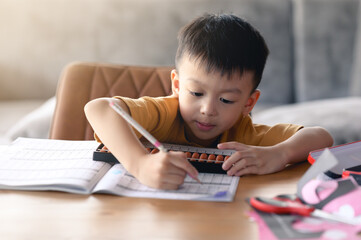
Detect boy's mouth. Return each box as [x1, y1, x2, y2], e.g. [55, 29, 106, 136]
[195, 121, 216, 131]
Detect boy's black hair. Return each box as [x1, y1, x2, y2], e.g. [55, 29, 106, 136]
[175, 13, 269, 91]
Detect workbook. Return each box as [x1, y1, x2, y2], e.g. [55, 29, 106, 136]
[0, 138, 239, 202]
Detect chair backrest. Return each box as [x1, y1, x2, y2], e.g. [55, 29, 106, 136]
[49, 62, 173, 140]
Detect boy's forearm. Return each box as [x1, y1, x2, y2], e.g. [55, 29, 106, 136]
[84, 98, 147, 174]
[275, 127, 334, 165]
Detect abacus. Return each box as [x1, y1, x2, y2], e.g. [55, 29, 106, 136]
[93, 142, 236, 174]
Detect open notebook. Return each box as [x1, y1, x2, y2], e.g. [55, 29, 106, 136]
[0, 138, 239, 202]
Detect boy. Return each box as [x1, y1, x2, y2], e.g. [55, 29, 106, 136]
[84, 14, 333, 190]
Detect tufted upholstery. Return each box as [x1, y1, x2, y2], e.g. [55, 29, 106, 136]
[50, 62, 173, 140]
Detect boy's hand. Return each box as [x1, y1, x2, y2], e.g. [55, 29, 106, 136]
[134, 151, 199, 190]
[218, 142, 287, 177]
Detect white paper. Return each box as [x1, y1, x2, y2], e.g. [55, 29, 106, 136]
[94, 163, 239, 202]
[0, 138, 110, 194]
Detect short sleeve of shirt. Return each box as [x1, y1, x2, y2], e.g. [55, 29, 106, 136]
[114, 96, 179, 140]
[220, 115, 303, 146]
[254, 123, 304, 146]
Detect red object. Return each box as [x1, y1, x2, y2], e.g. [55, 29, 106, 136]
[250, 196, 315, 216]
[342, 169, 361, 178]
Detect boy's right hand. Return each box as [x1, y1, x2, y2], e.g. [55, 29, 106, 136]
[133, 151, 199, 190]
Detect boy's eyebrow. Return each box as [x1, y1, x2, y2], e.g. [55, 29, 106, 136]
[187, 78, 242, 94]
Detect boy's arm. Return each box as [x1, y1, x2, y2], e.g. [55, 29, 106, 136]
[218, 126, 333, 176]
[84, 97, 199, 189]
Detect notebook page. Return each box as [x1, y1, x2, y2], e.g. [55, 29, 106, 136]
[93, 163, 239, 202]
[0, 138, 111, 194]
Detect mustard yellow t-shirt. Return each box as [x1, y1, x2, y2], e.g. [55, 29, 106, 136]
[114, 96, 303, 147]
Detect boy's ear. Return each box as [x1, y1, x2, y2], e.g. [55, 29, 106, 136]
[171, 69, 180, 97]
[242, 90, 261, 115]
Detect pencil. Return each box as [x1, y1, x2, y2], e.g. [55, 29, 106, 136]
[108, 100, 202, 184]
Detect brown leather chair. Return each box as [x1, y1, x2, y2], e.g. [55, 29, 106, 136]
[49, 62, 173, 140]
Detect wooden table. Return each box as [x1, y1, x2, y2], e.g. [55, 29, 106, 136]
[0, 162, 309, 240]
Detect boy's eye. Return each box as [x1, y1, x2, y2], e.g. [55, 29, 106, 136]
[190, 91, 203, 97]
[220, 97, 234, 104]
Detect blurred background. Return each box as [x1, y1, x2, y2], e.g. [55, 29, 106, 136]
[0, 0, 298, 101]
[0, 0, 360, 144]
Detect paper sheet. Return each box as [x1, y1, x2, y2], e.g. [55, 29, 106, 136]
[94, 163, 239, 201]
[0, 138, 110, 193]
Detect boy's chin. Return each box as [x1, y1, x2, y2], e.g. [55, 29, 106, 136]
[195, 133, 216, 140]
[191, 132, 220, 145]
[185, 125, 220, 145]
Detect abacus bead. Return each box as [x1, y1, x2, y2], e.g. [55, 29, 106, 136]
[186, 152, 192, 160]
[199, 153, 208, 162]
[215, 155, 224, 164]
[151, 148, 159, 154]
[191, 152, 199, 161]
[207, 154, 216, 163]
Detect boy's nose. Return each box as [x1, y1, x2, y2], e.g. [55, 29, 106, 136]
[200, 100, 217, 116]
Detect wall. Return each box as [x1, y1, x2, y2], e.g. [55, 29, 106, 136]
[0, 0, 359, 105]
[0, 0, 294, 104]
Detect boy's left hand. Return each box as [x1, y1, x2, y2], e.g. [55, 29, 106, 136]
[218, 141, 287, 176]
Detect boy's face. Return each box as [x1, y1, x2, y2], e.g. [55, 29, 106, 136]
[171, 56, 260, 145]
